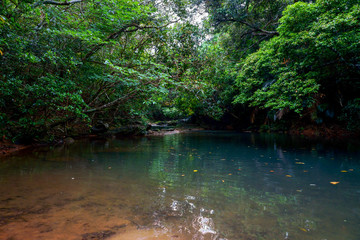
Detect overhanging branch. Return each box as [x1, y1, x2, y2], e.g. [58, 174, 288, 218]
[217, 18, 279, 36]
[33, 0, 83, 8]
[82, 21, 176, 61]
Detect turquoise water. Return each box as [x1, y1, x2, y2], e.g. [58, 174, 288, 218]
[0, 132, 359, 240]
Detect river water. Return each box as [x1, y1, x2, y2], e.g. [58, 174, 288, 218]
[0, 132, 359, 240]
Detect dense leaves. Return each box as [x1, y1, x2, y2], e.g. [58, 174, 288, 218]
[0, 0, 208, 140]
[1, 0, 359, 141]
[233, 1, 360, 126]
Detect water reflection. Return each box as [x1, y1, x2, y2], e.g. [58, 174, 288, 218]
[0, 132, 359, 239]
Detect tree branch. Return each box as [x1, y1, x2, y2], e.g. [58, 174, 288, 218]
[217, 18, 279, 36]
[82, 21, 177, 61]
[33, 0, 83, 8]
[84, 90, 138, 113]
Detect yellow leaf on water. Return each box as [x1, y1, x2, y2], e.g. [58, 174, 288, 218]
[0, 49, 3, 55]
[286, 175, 292, 178]
[296, 162, 305, 165]
[193, 170, 198, 173]
[303, 170, 309, 173]
[221, 180, 225, 182]
[270, 170, 275, 173]
[330, 181, 340, 185]
[341, 170, 348, 173]
[181, 174, 185, 177]
[228, 173, 232, 175]
[221, 158, 226, 161]
[299, 227, 307, 232]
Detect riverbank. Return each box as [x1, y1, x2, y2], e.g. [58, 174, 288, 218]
[0, 141, 32, 157]
[1, 123, 358, 158]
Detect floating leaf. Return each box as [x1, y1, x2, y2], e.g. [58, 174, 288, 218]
[181, 174, 185, 177]
[221, 180, 225, 182]
[270, 170, 275, 173]
[228, 173, 232, 175]
[193, 170, 198, 173]
[330, 181, 340, 185]
[296, 189, 303, 193]
[296, 162, 305, 165]
[286, 175, 292, 178]
[341, 170, 348, 173]
[299, 227, 307, 232]
[221, 158, 226, 161]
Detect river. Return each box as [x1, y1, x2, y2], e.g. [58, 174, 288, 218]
[0, 132, 359, 239]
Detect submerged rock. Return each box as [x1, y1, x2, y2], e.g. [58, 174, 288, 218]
[64, 137, 75, 144]
[81, 230, 115, 240]
[91, 122, 109, 134]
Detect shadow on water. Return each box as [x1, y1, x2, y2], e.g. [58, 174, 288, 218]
[0, 131, 359, 240]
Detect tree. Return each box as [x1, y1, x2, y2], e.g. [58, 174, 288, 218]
[0, 0, 196, 141]
[233, 0, 360, 127]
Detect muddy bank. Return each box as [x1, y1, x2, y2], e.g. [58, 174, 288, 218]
[0, 142, 32, 157]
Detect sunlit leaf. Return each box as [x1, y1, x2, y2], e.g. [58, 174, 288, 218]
[193, 170, 198, 172]
[299, 227, 307, 232]
[296, 162, 305, 165]
[341, 170, 348, 173]
[330, 181, 340, 185]
[286, 175, 292, 178]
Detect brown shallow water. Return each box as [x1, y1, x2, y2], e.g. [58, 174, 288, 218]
[0, 132, 360, 239]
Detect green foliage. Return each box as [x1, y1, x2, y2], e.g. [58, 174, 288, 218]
[234, 1, 360, 121]
[0, 0, 201, 141]
[1, 0, 359, 141]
